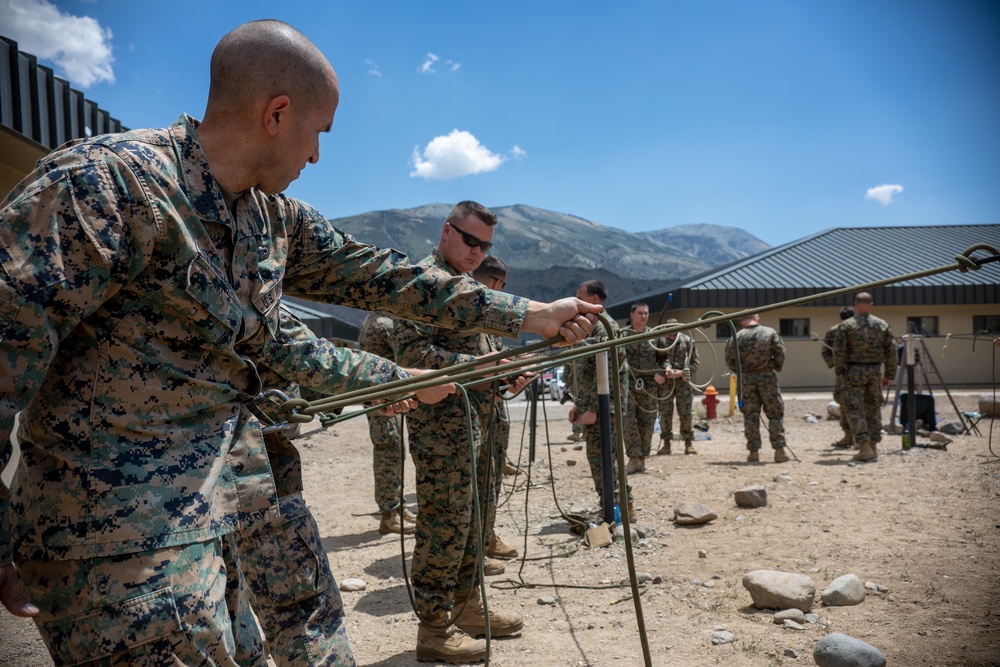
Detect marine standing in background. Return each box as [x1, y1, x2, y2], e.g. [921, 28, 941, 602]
[658, 317, 701, 456]
[833, 293, 897, 462]
[822, 306, 855, 449]
[620, 302, 665, 472]
[567, 281, 637, 520]
[725, 314, 790, 463]
[394, 202, 528, 664]
[359, 312, 418, 535]
[471, 257, 521, 566]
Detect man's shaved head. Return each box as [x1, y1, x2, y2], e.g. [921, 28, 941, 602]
[208, 20, 337, 113]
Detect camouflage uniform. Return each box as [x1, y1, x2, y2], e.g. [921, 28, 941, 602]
[822, 323, 852, 440]
[243, 306, 409, 667]
[619, 326, 665, 457]
[482, 335, 512, 546]
[725, 323, 787, 451]
[833, 314, 897, 444]
[659, 333, 701, 445]
[393, 249, 500, 618]
[568, 320, 634, 506]
[0, 116, 528, 667]
[358, 312, 407, 515]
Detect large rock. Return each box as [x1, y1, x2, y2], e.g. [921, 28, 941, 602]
[734, 485, 768, 508]
[821, 574, 865, 606]
[674, 502, 717, 525]
[743, 570, 816, 612]
[814, 632, 887, 667]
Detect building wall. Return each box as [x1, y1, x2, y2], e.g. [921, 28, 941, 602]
[630, 303, 1000, 392]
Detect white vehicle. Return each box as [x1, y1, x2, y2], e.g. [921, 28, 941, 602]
[547, 366, 565, 401]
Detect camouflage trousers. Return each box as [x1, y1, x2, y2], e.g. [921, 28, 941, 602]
[658, 378, 695, 444]
[585, 416, 634, 507]
[20, 538, 260, 667]
[841, 365, 885, 444]
[408, 406, 488, 617]
[366, 413, 405, 513]
[483, 410, 511, 543]
[833, 372, 851, 437]
[739, 372, 786, 450]
[626, 377, 659, 457]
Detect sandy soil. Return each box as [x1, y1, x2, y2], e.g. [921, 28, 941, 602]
[2, 390, 999, 667]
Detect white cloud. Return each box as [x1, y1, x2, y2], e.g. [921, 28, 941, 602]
[865, 183, 904, 206]
[418, 52, 460, 74]
[0, 0, 115, 88]
[510, 145, 527, 160]
[418, 52, 439, 74]
[366, 59, 382, 78]
[410, 130, 507, 180]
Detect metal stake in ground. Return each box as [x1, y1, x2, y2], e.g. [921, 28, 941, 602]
[597, 349, 615, 525]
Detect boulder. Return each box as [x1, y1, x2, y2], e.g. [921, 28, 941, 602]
[814, 632, 887, 667]
[821, 574, 865, 606]
[742, 570, 816, 612]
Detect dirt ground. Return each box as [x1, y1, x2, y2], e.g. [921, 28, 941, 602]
[2, 390, 999, 667]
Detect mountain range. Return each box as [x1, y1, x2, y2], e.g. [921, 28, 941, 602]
[325, 204, 770, 304]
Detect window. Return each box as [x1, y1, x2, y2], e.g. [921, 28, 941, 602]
[716, 322, 737, 339]
[973, 315, 1000, 335]
[779, 318, 809, 338]
[906, 316, 938, 336]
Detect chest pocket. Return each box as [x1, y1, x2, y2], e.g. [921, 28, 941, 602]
[183, 253, 243, 337]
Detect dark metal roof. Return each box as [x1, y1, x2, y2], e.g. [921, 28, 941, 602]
[1, 36, 127, 150]
[608, 224, 999, 318]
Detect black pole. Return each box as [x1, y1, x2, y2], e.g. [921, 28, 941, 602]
[905, 334, 916, 449]
[597, 351, 615, 525]
[529, 378, 539, 462]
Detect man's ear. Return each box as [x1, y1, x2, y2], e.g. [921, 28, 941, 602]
[263, 95, 292, 137]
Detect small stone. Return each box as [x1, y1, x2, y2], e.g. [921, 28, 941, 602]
[674, 502, 717, 525]
[784, 648, 800, 658]
[561, 446, 567, 452]
[537, 596, 557, 606]
[773, 608, 806, 625]
[340, 578, 366, 592]
[734, 485, 767, 508]
[773, 474, 793, 484]
[822, 574, 866, 606]
[782, 619, 805, 630]
[711, 630, 735, 645]
[566, 459, 577, 467]
[573, 445, 584, 451]
[652, 576, 663, 584]
[636, 572, 653, 584]
[698, 549, 708, 558]
[805, 613, 819, 624]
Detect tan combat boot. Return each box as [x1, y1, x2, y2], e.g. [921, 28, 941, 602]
[657, 440, 672, 455]
[831, 434, 853, 448]
[379, 509, 415, 535]
[626, 456, 645, 473]
[483, 557, 505, 576]
[684, 440, 697, 455]
[402, 506, 418, 525]
[773, 447, 790, 463]
[627, 501, 638, 522]
[502, 461, 520, 476]
[487, 533, 518, 560]
[852, 441, 877, 462]
[416, 612, 486, 664]
[453, 588, 524, 638]
[746, 450, 760, 463]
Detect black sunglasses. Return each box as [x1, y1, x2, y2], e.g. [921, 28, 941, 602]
[448, 222, 494, 252]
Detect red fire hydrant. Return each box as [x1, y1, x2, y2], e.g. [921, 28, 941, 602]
[702, 385, 720, 420]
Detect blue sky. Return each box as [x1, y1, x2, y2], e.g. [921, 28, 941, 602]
[2, 0, 998, 246]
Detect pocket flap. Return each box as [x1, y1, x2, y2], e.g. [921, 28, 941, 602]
[42, 587, 181, 666]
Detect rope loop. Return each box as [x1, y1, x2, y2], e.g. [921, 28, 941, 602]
[277, 397, 313, 423]
[955, 243, 999, 273]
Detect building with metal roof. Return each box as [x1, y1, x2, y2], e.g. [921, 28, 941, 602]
[607, 224, 999, 390]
